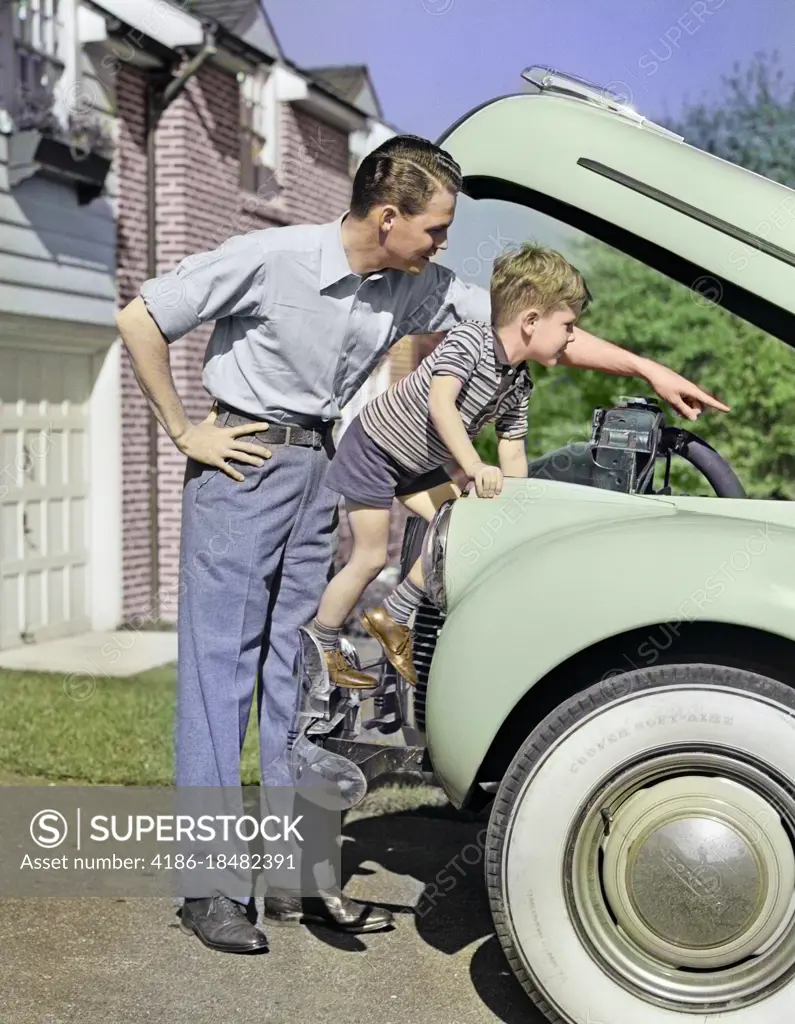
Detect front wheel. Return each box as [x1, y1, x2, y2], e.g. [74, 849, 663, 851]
[486, 664, 795, 1023]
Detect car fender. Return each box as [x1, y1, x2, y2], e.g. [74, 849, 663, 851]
[425, 509, 795, 807]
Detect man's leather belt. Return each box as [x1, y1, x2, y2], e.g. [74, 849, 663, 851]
[214, 401, 332, 451]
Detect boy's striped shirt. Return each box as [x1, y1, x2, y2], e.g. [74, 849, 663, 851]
[358, 320, 532, 476]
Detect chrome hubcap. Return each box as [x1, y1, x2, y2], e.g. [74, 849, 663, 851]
[602, 776, 794, 968]
[629, 816, 760, 947]
[567, 752, 795, 1009]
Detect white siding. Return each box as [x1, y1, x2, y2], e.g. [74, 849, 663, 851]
[0, 135, 116, 326]
[0, 0, 116, 328]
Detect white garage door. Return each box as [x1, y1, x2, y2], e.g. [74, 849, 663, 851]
[0, 344, 91, 650]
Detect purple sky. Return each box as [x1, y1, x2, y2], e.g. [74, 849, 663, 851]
[265, 0, 795, 139]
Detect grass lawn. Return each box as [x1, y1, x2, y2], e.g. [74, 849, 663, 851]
[0, 664, 259, 785]
[0, 665, 457, 818]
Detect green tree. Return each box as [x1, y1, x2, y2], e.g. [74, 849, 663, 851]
[671, 51, 795, 188]
[531, 245, 795, 499]
[476, 52, 795, 499]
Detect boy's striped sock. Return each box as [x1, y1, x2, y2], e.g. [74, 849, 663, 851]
[383, 577, 426, 626]
[313, 618, 342, 651]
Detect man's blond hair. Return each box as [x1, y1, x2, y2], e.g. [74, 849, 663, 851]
[350, 135, 462, 218]
[490, 243, 591, 326]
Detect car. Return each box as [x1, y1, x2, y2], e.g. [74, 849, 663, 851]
[295, 66, 795, 1024]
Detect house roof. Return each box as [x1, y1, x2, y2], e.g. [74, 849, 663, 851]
[156, 2, 390, 124]
[307, 64, 383, 120]
[180, 0, 283, 61]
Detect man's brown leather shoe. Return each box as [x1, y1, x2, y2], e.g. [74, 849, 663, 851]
[263, 892, 394, 934]
[324, 648, 378, 689]
[360, 606, 417, 686]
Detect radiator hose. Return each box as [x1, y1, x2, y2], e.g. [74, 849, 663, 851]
[664, 429, 747, 498]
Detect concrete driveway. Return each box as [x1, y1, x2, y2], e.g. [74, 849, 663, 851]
[2, 794, 546, 1024]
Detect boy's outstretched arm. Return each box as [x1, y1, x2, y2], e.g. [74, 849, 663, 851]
[497, 437, 528, 478]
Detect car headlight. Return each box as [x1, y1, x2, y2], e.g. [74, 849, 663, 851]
[421, 498, 455, 614]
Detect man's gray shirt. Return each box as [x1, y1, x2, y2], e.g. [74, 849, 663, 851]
[139, 214, 491, 425]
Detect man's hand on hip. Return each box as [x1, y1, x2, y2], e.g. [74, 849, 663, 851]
[175, 406, 272, 482]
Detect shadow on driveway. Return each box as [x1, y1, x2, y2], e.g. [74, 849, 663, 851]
[321, 801, 548, 1024]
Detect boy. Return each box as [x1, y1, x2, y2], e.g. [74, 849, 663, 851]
[312, 242, 591, 689]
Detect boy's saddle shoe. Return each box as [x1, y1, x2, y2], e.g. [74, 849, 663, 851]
[360, 606, 417, 687]
[180, 895, 269, 954]
[323, 647, 378, 689]
[264, 892, 395, 934]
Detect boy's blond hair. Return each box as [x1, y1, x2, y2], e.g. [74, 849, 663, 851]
[490, 242, 591, 326]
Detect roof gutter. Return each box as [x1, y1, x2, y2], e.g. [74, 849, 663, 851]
[206, 20, 277, 73]
[278, 56, 371, 124]
[145, 26, 218, 622]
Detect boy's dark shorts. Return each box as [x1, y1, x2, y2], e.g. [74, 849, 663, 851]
[325, 416, 450, 509]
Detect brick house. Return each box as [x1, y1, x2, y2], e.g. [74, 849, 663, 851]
[108, 0, 402, 627]
[0, 0, 402, 649]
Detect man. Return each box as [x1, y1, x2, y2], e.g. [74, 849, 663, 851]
[116, 133, 728, 954]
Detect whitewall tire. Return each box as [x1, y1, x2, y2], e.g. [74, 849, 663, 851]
[486, 665, 795, 1023]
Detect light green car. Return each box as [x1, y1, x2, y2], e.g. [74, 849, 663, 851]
[300, 67, 795, 1024]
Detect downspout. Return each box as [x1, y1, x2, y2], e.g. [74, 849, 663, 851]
[145, 29, 217, 621]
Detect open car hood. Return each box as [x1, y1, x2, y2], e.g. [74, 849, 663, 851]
[436, 67, 795, 342]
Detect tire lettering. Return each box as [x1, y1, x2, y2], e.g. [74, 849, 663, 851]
[570, 729, 630, 771]
[634, 710, 734, 730]
[525, 890, 562, 972]
[572, 709, 735, 772]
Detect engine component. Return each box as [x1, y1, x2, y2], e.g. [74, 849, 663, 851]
[590, 396, 666, 493]
[527, 396, 746, 499]
[526, 396, 666, 494]
[664, 428, 747, 498]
